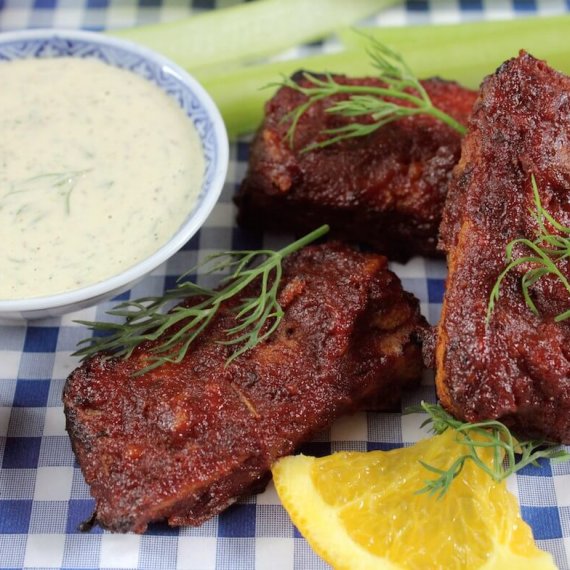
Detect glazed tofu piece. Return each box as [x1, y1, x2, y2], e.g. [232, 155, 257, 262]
[236, 73, 477, 261]
[64, 242, 428, 532]
[436, 52, 570, 443]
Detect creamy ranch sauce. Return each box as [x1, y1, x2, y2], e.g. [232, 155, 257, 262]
[0, 57, 205, 300]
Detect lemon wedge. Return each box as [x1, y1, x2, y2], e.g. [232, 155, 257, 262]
[272, 429, 556, 570]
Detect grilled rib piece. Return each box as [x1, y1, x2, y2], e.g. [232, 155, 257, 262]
[64, 242, 428, 533]
[436, 52, 570, 443]
[235, 73, 477, 261]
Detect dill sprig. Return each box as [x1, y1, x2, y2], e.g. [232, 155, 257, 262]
[73, 225, 329, 375]
[406, 402, 570, 499]
[487, 175, 570, 324]
[279, 36, 467, 151]
[3, 170, 91, 215]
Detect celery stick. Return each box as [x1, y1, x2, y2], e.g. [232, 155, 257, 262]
[109, 0, 399, 72]
[341, 15, 570, 88]
[201, 14, 570, 138]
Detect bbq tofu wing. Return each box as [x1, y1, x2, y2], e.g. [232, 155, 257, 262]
[437, 52, 570, 443]
[235, 74, 477, 261]
[64, 243, 428, 533]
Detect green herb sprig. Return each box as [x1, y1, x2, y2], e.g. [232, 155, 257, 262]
[487, 175, 570, 324]
[3, 170, 91, 215]
[407, 402, 570, 499]
[74, 225, 329, 375]
[279, 36, 467, 151]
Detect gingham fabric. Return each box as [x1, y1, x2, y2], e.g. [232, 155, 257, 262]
[1, 1, 570, 569]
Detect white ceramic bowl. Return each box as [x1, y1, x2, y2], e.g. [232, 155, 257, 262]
[0, 29, 229, 321]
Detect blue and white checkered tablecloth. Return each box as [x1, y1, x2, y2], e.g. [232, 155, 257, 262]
[1, 1, 570, 569]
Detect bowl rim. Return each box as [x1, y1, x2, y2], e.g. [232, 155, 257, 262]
[0, 28, 229, 314]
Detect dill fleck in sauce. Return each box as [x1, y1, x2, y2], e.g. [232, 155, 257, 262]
[0, 57, 205, 300]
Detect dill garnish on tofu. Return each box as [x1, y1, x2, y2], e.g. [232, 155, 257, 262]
[487, 174, 570, 324]
[279, 37, 467, 151]
[74, 225, 329, 374]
